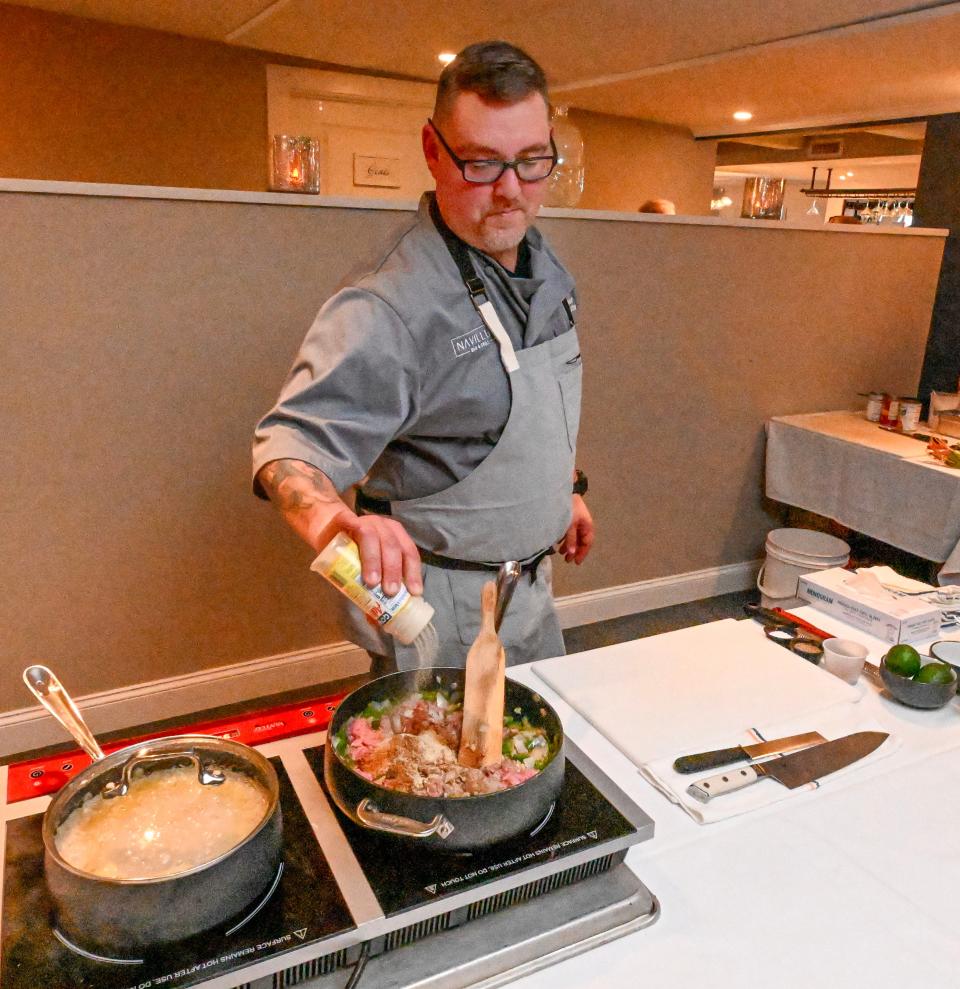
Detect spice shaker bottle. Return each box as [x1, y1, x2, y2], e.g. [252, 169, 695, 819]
[310, 532, 434, 645]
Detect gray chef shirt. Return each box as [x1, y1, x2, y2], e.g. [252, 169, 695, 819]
[253, 193, 577, 501]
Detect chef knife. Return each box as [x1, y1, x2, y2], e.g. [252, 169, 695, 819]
[672, 731, 825, 774]
[686, 730, 888, 803]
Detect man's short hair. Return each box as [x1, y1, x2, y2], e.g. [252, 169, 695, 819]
[433, 41, 549, 123]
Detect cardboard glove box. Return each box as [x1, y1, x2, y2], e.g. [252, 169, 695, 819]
[798, 567, 941, 644]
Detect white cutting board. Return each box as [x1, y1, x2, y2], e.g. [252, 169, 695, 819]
[533, 619, 861, 766]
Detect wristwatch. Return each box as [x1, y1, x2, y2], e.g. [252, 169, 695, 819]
[572, 469, 588, 496]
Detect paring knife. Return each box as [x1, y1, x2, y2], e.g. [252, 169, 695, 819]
[673, 731, 826, 774]
[686, 730, 888, 803]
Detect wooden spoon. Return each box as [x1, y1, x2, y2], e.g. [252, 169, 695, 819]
[458, 581, 505, 768]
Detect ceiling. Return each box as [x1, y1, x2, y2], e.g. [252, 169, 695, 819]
[12, 0, 960, 136]
[715, 154, 922, 187]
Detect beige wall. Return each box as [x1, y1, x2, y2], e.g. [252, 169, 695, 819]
[569, 108, 716, 214]
[0, 4, 281, 190]
[0, 5, 716, 210]
[0, 188, 944, 715]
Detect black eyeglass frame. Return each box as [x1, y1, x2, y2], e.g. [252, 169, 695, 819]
[427, 118, 558, 185]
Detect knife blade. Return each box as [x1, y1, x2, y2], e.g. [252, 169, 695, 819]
[686, 731, 888, 803]
[673, 731, 826, 774]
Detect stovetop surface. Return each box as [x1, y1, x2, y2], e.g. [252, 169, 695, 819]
[1, 705, 654, 989]
[305, 746, 638, 916]
[1, 759, 354, 989]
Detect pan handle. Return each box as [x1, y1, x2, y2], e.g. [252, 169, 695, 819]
[495, 561, 522, 632]
[356, 798, 455, 839]
[23, 665, 106, 762]
[103, 748, 226, 799]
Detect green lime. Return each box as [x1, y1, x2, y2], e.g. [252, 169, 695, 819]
[916, 663, 955, 684]
[885, 643, 922, 678]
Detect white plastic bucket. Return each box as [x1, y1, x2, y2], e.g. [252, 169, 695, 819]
[757, 528, 850, 608]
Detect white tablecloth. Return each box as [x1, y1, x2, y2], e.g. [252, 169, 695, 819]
[765, 410, 960, 581]
[506, 608, 960, 988]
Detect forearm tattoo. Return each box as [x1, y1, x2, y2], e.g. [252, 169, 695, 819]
[259, 460, 334, 513]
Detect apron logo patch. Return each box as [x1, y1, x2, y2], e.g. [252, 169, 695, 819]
[451, 325, 493, 358]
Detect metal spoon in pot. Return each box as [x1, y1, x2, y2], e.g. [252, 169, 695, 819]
[23, 664, 106, 761]
[494, 560, 522, 632]
[23, 664, 226, 796]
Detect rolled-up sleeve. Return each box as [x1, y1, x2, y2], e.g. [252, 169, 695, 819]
[252, 288, 419, 497]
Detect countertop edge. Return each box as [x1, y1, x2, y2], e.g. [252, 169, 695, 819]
[0, 178, 949, 237]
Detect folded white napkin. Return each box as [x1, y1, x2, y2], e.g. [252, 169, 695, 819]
[854, 565, 935, 595]
[853, 566, 960, 622]
[639, 709, 899, 825]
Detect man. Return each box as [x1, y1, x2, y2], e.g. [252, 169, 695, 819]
[253, 41, 593, 673]
[638, 198, 676, 214]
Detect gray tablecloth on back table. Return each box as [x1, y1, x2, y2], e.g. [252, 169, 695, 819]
[765, 410, 960, 582]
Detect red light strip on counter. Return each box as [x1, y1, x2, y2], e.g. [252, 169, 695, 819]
[5, 691, 347, 804]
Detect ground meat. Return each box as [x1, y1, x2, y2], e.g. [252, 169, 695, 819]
[343, 691, 546, 798]
[347, 718, 384, 763]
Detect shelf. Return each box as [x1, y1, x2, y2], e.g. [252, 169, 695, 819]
[800, 187, 916, 199]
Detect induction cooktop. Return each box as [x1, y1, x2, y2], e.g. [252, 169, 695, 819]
[1, 691, 657, 989]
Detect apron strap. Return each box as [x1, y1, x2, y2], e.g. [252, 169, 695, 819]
[429, 197, 519, 374]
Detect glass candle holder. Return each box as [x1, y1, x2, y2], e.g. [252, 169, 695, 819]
[741, 177, 786, 220]
[544, 106, 584, 208]
[270, 135, 320, 193]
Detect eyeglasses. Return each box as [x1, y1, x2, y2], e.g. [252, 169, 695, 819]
[428, 118, 557, 185]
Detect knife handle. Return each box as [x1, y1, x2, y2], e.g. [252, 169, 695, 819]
[686, 765, 760, 803]
[673, 746, 747, 774]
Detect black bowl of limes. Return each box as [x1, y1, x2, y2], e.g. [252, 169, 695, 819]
[880, 643, 958, 709]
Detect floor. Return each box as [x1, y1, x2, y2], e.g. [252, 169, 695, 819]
[562, 589, 758, 653]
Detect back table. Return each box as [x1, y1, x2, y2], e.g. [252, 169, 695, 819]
[765, 409, 960, 582]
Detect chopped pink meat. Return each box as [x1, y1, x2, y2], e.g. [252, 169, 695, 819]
[497, 760, 538, 787]
[347, 718, 384, 763]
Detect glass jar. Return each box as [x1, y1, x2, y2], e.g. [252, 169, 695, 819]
[741, 177, 786, 220]
[544, 106, 584, 208]
[899, 398, 922, 433]
[269, 135, 320, 193]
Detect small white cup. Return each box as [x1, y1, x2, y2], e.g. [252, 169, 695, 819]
[822, 639, 869, 684]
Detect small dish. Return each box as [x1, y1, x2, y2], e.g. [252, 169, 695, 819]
[929, 640, 960, 672]
[879, 654, 958, 709]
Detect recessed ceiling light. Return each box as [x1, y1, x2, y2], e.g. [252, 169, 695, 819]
[438, 52, 456, 64]
[846, 171, 854, 177]
[838, 174, 847, 180]
[732, 110, 753, 121]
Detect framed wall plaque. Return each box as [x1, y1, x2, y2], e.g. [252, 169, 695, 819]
[353, 154, 401, 188]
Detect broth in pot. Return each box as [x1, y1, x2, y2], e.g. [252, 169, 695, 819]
[55, 764, 270, 880]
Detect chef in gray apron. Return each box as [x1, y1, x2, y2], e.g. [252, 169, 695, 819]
[252, 41, 593, 671]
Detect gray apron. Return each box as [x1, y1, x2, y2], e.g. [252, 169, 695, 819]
[340, 329, 581, 670]
[338, 222, 582, 669]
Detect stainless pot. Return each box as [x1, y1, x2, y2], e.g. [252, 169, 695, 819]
[43, 734, 283, 955]
[324, 667, 564, 852]
[23, 665, 283, 955]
